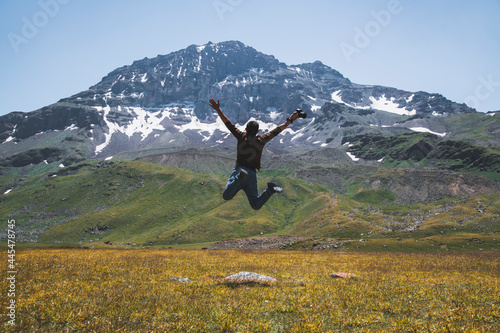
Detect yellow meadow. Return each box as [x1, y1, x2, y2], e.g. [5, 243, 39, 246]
[1, 249, 498, 332]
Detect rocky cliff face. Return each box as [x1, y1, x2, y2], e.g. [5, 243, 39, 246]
[0, 104, 102, 142]
[67, 41, 352, 123]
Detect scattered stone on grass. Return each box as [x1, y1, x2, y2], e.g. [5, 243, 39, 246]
[170, 277, 192, 283]
[224, 271, 277, 282]
[331, 272, 355, 279]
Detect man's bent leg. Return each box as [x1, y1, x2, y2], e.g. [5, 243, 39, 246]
[223, 166, 244, 200]
[242, 169, 274, 210]
[250, 188, 273, 210]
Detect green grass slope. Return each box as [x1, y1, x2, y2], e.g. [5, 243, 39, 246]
[445, 112, 500, 144]
[0, 160, 331, 246]
[346, 132, 500, 180]
[1, 159, 499, 250]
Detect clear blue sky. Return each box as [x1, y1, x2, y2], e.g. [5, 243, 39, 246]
[1, 0, 499, 116]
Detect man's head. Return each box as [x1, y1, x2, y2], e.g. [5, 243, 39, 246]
[246, 120, 259, 136]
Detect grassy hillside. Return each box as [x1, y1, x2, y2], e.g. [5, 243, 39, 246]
[444, 112, 500, 144]
[346, 132, 500, 180]
[1, 159, 499, 249]
[397, 112, 500, 146]
[0, 160, 331, 246]
[139, 147, 500, 206]
[288, 192, 500, 239]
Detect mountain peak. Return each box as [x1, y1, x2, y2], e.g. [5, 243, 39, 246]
[186, 40, 248, 52]
[1, 40, 477, 158]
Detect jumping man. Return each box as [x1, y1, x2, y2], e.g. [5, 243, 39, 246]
[209, 98, 300, 210]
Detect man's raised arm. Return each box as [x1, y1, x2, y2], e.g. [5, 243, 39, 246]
[209, 98, 231, 124]
[277, 111, 300, 132]
[262, 110, 300, 142]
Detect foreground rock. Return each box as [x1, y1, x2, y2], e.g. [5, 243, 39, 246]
[225, 272, 277, 283]
[170, 277, 192, 283]
[331, 272, 355, 279]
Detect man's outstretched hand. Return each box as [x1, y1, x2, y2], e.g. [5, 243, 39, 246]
[209, 98, 220, 111]
[289, 110, 300, 122]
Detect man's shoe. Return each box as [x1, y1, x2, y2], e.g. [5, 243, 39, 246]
[238, 169, 248, 181]
[267, 182, 283, 194]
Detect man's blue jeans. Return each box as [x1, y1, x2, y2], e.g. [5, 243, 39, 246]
[223, 166, 273, 210]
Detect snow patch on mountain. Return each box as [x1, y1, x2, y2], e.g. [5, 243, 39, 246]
[65, 124, 78, 131]
[175, 107, 229, 141]
[217, 75, 263, 89]
[311, 104, 321, 112]
[409, 127, 446, 137]
[331, 90, 343, 104]
[195, 55, 202, 72]
[346, 152, 360, 161]
[331, 90, 369, 110]
[369, 95, 416, 116]
[266, 107, 279, 120]
[95, 106, 118, 153]
[94, 105, 172, 154]
[291, 132, 305, 142]
[2, 136, 14, 144]
[332, 90, 417, 115]
[125, 107, 170, 139]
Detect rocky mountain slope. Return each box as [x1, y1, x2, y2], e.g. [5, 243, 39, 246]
[1, 40, 479, 162]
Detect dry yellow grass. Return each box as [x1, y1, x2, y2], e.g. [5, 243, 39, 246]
[1, 249, 499, 332]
